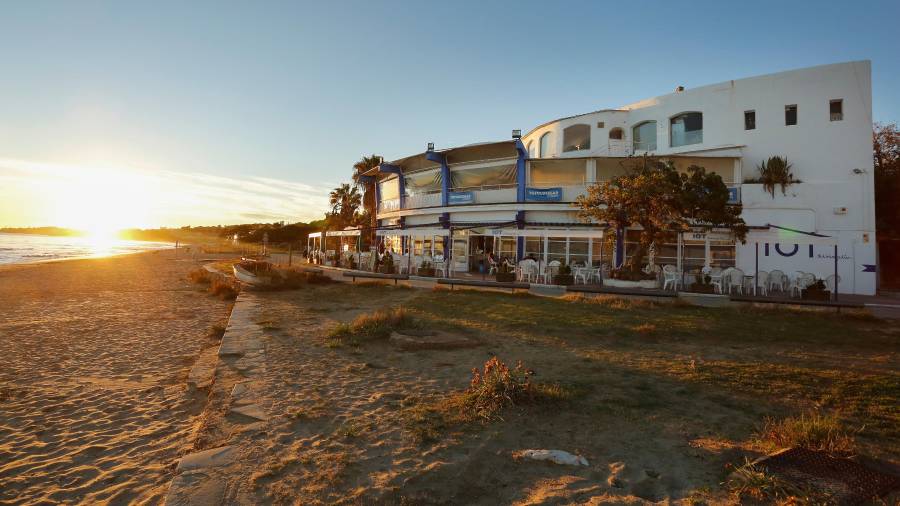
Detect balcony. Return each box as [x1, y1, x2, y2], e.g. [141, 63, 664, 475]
[377, 198, 400, 214]
[404, 191, 441, 209]
[449, 185, 517, 205]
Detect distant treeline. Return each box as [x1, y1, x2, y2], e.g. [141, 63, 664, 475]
[1, 220, 327, 245]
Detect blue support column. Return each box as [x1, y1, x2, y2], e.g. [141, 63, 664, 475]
[514, 139, 528, 202]
[515, 210, 525, 260]
[426, 150, 449, 207]
[615, 226, 625, 267]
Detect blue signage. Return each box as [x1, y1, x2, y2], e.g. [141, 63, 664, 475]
[525, 187, 563, 202]
[448, 191, 474, 205]
[727, 186, 740, 204]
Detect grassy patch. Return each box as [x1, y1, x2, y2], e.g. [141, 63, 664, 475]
[756, 412, 856, 454]
[188, 268, 213, 285]
[726, 459, 833, 504]
[326, 307, 413, 346]
[207, 323, 227, 340]
[209, 278, 239, 300]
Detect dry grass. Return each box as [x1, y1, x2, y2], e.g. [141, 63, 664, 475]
[326, 307, 412, 346]
[756, 412, 857, 454]
[207, 323, 227, 340]
[188, 268, 213, 285]
[632, 322, 657, 335]
[209, 278, 239, 300]
[726, 459, 833, 504]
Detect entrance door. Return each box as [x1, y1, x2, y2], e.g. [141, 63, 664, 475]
[468, 236, 490, 273]
[451, 236, 468, 273]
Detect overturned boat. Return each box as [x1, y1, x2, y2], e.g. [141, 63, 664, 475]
[233, 259, 276, 287]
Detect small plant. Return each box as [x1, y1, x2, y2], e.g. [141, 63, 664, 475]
[727, 460, 794, 502]
[463, 357, 535, 421]
[210, 278, 239, 300]
[608, 267, 657, 281]
[552, 263, 575, 285]
[756, 412, 856, 454]
[379, 253, 395, 274]
[417, 261, 436, 277]
[188, 268, 213, 284]
[495, 262, 516, 283]
[746, 156, 801, 197]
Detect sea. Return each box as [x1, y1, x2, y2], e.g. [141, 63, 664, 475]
[0, 233, 174, 265]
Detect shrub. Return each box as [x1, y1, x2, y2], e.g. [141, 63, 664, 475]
[462, 357, 535, 421]
[188, 268, 213, 284]
[745, 156, 801, 197]
[756, 412, 856, 454]
[210, 278, 239, 300]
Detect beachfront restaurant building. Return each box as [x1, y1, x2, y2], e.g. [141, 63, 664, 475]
[363, 61, 878, 295]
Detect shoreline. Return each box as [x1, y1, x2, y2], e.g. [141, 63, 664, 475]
[0, 243, 179, 271]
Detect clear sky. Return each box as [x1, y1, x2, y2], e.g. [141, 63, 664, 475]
[1, 0, 898, 229]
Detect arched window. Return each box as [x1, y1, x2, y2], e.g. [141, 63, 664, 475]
[670, 112, 703, 147]
[608, 127, 624, 140]
[562, 124, 591, 152]
[539, 132, 552, 158]
[632, 121, 657, 151]
[527, 141, 535, 158]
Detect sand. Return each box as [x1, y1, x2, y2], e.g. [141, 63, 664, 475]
[180, 284, 752, 505]
[0, 251, 233, 505]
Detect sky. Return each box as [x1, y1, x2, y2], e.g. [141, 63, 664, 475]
[1, 0, 898, 229]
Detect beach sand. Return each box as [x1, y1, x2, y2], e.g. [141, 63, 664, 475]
[0, 251, 233, 505]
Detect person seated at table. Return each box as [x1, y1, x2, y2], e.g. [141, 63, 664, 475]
[487, 251, 499, 273]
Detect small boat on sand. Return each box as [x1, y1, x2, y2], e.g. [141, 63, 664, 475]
[233, 259, 276, 286]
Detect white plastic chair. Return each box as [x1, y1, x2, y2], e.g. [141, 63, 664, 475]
[710, 267, 727, 294]
[754, 271, 769, 296]
[768, 270, 787, 292]
[727, 268, 745, 294]
[543, 260, 561, 284]
[662, 264, 680, 291]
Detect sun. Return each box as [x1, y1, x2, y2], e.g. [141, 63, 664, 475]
[49, 167, 152, 236]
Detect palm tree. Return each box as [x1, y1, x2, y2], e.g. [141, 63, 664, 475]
[352, 154, 381, 245]
[327, 184, 362, 230]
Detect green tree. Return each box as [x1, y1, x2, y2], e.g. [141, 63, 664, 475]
[576, 156, 747, 271]
[326, 183, 362, 230]
[874, 122, 900, 237]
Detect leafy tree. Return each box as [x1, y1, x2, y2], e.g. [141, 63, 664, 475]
[576, 156, 747, 271]
[326, 183, 362, 230]
[874, 122, 900, 237]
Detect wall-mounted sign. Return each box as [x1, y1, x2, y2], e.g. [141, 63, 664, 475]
[526, 187, 563, 202]
[448, 191, 475, 205]
[727, 186, 740, 204]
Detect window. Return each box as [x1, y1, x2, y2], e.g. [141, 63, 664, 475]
[568, 238, 589, 266]
[495, 236, 516, 261]
[830, 99, 843, 121]
[785, 105, 797, 126]
[632, 121, 657, 151]
[539, 132, 552, 157]
[527, 141, 535, 158]
[433, 236, 445, 258]
[597, 121, 605, 128]
[547, 236, 567, 264]
[682, 238, 705, 272]
[710, 239, 735, 268]
[525, 236, 544, 262]
[590, 236, 614, 267]
[609, 127, 624, 140]
[563, 124, 591, 152]
[449, 164, 516, 190]
[670, 112, 703, 147]
[403, 168, 441, 196]
[744, 110, 756, 130]
[529, 159, 586, 185]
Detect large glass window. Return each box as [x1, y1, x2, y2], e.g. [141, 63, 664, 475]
[539, 132, 552, 157]
[710, 239, 736, 268]
[547, 237, 567, 263]
[378, 177, 400, 200]
[403, 168, 441, 196]
[562, 124, 591, 152]
[670, 112, 703, 147]
[449, 164, 516, 190]
[529, 159, 586, 185]
[632, 121, 657, 151]
[591, 236, 614, 266]
[495, 236, 517, 262]
[527, 141, 535, 158]
[682, 239, 706, 273]
[433, 236, 446, 259]
[654, 233, 678, 268]
[568, 238, 589, 266]
[525, 237, 543, 262]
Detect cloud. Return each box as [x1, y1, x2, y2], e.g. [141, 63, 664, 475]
[0, 158, 333, 228]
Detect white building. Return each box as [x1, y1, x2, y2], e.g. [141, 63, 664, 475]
[366, 61, 877, 294]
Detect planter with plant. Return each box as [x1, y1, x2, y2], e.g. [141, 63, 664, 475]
[604, 267, 660, 289]
[378, 254, 395, 274]
[801, 279, 831, 301]
[744, 156, 801, 197]
[495, 263, 517, 283]
[688, 273, 716, 293]
[553, 263, 574, 286]
[417, 261, 436, 277]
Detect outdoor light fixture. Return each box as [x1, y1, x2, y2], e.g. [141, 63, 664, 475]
[427, 142, 434, 151]
[512, 129, 522, 139]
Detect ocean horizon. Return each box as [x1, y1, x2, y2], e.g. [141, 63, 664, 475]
[0, 232, 173, 265]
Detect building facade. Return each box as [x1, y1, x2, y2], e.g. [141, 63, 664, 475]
[366, 61, 877, 294]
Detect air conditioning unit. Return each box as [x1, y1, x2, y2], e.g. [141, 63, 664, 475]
[833, 207, 848, 215]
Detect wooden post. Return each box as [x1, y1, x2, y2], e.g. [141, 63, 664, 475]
[755, 242, 759, 297]
[288, 244, 292, 266]
[834, 243, 839, 302]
